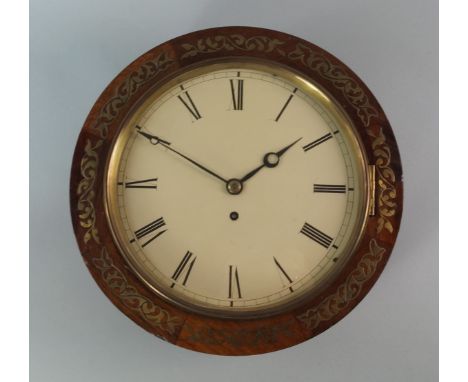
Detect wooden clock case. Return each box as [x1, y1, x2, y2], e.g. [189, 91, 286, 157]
[70, 26, 403, 355]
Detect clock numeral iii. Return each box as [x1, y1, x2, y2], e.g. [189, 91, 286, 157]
[313, 184, 346, 193]
[171, 251, 196, 288]
[228, 265, 242, 306]
[118, 178, 158, 189]
[303, 133, 333, 152]
[130, 217, 167, 247]
[273, 257, 294, 293]
[178, 86, 202, 120]
[300, 222, 333, 248]
[230, 76, 244, 110]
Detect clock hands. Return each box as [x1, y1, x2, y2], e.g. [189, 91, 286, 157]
[137, 127, 301, 195]
[136, 128, 229, 184]
[239, 137, 303, 183]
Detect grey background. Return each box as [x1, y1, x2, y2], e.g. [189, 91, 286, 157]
[30, 1, 438, 381]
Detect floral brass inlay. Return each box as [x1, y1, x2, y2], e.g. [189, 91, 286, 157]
[286, 44, 397, 233]
[77, 139, 103, 244]
[287, 43, 380, 127]
[77, 134, 182, 335]
[370, 128, 397, 233]
[297, 239, 385, 330]
[93, 247, 183, 335]
[181, 34, 286, 59]
[94, 52, 174, 138]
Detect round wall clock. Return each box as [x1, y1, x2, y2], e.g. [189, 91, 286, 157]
[70, 26, 402, 355]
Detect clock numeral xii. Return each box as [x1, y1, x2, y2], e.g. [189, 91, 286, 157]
[230, 74, 244, 110]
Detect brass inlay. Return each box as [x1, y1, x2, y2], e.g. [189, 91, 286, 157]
[181, 34, 286, 59]
[77, 139, 103, 244]
[77, 137, 182, 332]
[297, 238, 385, 330]
[93, 246, 183, 335]
[286, 43, 380, 126]
[371, 128, 397, 233]
[93, 52, 175, 138]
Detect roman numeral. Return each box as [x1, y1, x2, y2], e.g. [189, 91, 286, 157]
[130, 217, 167, 247]
[302, 133, 333, 152]
[118, 178, 158, 189]
[300, 222, 333, 248]
[230, 75, 244, 110]
[273, 257, 294, 293]
[313, 184, 346, 193]
[171, 251, 196, 287]
[228, 265, 241, 306]
[177, 86, 202, 120]
[275, 87, 297, 121]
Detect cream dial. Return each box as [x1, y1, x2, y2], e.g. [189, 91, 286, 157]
[107, 63, 368, 317]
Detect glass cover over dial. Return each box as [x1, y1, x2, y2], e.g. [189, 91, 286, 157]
[106, 62, 368, 317]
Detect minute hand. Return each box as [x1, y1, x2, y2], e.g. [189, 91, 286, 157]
[137, 130, 228, 184]
[240, 137, 302, 183]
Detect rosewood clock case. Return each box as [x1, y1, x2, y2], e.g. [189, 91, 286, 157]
[70, 26, 403, 355]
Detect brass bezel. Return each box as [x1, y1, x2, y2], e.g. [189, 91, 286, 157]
[104, 59, 371, 319]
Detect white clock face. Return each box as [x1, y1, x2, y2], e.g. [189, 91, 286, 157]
[107, 63, 368, 316]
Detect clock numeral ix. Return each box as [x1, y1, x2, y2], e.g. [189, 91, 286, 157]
[273, 257, 294, 293]
[303, 133, 333, 152]
[230, 74, 244, 110]
[171, 251, 196, 288]
[228, 265, 242, 306]
[178, 85, 202, 120]
[118, 178, 158, 189]
[300, 222, 334, 248]
[130, 217, 167, 247]
[313, 184, 346, 193]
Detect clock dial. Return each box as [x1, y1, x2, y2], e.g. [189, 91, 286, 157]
[106, 62, 368, 316]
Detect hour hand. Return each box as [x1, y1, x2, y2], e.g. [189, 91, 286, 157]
[240, 137, 302, 183]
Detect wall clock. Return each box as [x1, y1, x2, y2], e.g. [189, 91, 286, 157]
[70, 26, 402, 355]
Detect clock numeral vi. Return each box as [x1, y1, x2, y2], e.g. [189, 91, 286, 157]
[230, 75, 244, 110]
[178, 85, 202, 120]
[171, 251, 196, 288]
[228, 265, 242, 306]
[131, 217, 167, 247]
[300, 222, 334, 248]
